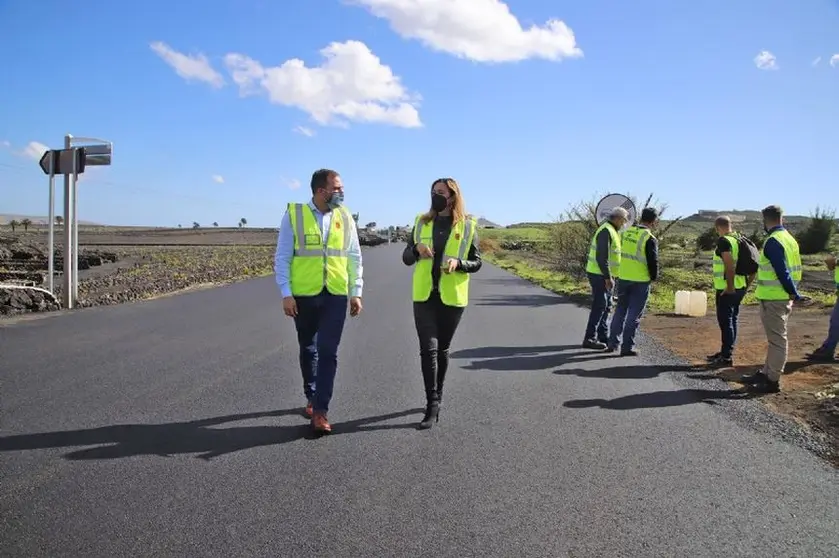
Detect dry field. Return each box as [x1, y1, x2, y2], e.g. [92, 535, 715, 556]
[0, 226, 282, 314]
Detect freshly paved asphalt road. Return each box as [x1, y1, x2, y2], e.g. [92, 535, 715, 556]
[1, 243, 838, 557]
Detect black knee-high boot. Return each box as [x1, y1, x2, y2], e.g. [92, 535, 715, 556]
[419, 349, 440, 429]
[436, 348, 450, 406]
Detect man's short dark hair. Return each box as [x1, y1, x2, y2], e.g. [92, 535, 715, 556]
[761, 205, 783, 221]
[640, 207, 658, 223]
[311, 169, 339, 193]
[714, 215, 731, 228]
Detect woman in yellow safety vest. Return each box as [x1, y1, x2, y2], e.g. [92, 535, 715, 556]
[402, 178, 482, 429]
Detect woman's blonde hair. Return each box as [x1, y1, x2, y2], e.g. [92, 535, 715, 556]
[420, 178, 467, 224]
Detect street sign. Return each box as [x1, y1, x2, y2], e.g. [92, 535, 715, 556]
[38, 134, 114, 311]
[83, 154, 111, 166]
[82, 144, 111, 156]
[37, 146, 111, 175]
[38, 150, 55, 174]
[38, 148, 83, 175]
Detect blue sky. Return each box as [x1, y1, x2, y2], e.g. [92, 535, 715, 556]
[1, 0, 837, 228]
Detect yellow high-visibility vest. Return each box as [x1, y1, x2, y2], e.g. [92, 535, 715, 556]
[617, 225, 654, 282]
[412, 214, 477, 307]
[585, 222, 621, 276]
[288, 202, 352, 296]
[755, 228, 802, 301]
[712, 234, 747, 290]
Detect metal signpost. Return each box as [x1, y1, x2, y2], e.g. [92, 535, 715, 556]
[37, 135, 112, 309]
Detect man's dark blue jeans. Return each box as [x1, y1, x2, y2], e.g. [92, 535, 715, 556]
[715, 288, 746, 358]
[584, 272, 612, 343]
[817, 295, 839, 355]
[608, 279, 651, 352]
[293, 289, 348, 413]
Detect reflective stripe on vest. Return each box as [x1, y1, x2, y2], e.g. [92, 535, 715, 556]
[585, 222, 621, 276]
[712, 234, 747, 290]
[289, 203, 351, 296]
[617, 226, 653, 282]
[412, 214, 477, 307]
[755, 229, 802, 301]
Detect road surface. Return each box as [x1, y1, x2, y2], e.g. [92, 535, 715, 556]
[1, 244, 838, 557]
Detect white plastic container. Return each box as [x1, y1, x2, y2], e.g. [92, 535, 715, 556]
[674, 290, 690, 315]
[687, 291, 708, 317]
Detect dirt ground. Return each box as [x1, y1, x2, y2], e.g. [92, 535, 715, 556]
[643, 306, 839, 463]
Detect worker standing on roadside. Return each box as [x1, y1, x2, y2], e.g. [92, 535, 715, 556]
[740, 205, 802, 393]
[805, 253, 838, 362]
[607, 207, 659, 356]
[402, 178, 482, 430]
[274, 168, 363, 435]
[582, 207, 628, 350]
[707, 216, 752, 367]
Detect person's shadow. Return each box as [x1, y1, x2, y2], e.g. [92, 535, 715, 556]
[0, 408, 423, 461]
[563, 389, 753, 410]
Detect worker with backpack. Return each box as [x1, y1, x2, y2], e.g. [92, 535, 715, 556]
[707, 215, 759, 367]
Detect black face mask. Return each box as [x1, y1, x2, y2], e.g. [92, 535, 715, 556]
[431, 193, 448, 212]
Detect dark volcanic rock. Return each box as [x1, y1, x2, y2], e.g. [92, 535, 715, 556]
[0, 287, 61, 316]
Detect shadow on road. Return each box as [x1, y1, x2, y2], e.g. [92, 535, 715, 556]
[554, 364, 702, 380]
[453, 345, 616, 371]
[452, 345, 581, 359]
[462, 352, 616, 371]
[563, 389, 753, 410]
[475, 294, 565, 307]
[0, 408, 423, 461]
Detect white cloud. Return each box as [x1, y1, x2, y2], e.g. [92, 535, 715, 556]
[150, 41, 225, 88]
[812, 56, 822, 67]
[754, 50, 778, 70]
[346, 0, 583, 63]
[831, 54, 839, 67]
[212, 174, 225, 184]
[21, 141, 48, 160]
[1, 140, 10, 148]
[224, 40, 422, 128]
[294, 126, 315, 137]
[283, 177, 301, 190]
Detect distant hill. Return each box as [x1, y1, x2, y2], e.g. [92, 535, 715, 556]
[476, 217, 501, 228]
[682, 209, 812, 223]
[0, 214, 101, 226]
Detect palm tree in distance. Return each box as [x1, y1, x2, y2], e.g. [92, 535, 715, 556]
[239, 218, 247, 228]
[20, 218, 32, 231]
[9, 219, 19, 232]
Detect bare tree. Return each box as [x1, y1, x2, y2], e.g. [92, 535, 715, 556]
[545, 191, 684, 277]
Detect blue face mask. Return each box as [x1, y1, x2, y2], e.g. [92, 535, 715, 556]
[327, 190, 344, 209]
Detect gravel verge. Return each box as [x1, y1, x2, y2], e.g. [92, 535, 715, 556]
[633, 327, 838, 466]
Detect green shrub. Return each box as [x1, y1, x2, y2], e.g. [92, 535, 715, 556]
[695, 227, 718, 250]
[796, 207, 835, 255]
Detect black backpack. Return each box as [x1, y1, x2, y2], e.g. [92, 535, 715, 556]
[732, 233, 760, 276]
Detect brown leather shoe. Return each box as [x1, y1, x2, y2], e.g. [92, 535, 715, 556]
[304, 402, 314, 419]
[312, 412, 332, 434]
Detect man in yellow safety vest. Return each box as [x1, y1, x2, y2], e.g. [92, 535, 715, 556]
[806, 252, 838, 362]
[706, 215, 753, 367]
[607, 207, 660, 356]
[582, 206, 628, 349]
[739, 205, 802, 393]
[274, 168, 364, 434]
